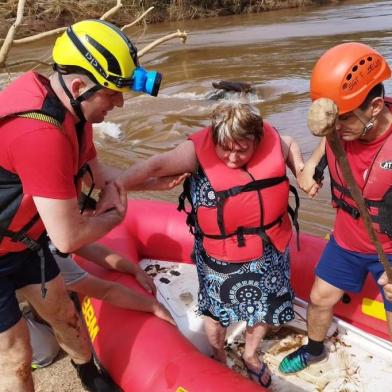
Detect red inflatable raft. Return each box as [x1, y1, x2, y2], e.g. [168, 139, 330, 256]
[77, 199, 389, 392]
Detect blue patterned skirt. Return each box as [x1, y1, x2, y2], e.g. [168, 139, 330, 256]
[193, 239, 295, 327]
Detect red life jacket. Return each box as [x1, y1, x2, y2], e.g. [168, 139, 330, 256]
[0, 72, 92, 254]
[326, 98, 392, 241]
[184, 122, 294, 262]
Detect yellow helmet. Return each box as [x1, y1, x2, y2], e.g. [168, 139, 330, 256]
[52, 19, 138, 93]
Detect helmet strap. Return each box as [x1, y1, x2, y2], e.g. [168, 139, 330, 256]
[58, 73, 102, 123]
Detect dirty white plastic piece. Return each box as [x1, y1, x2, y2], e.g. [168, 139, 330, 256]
[141, 259, 392, 391]
[140, 259, 213, 356]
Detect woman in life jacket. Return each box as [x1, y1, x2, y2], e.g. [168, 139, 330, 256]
[115, 101, 304, 388]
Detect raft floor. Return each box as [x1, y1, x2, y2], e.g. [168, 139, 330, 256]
[141, 259, 392, 392]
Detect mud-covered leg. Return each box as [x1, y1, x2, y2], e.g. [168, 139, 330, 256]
[20, 274, 91, 364]
[0, 318, 34, 392]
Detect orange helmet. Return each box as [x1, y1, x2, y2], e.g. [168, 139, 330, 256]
[310, 42, 391, 114]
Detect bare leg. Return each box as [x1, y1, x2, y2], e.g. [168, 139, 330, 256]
[204, 316, 227, 363]
[307, 277, 344, 341]
[279, 277, 344, 374]
[0, 318, 34, 392]
[386, 311, 392, 339]
[243, 323, 270, 386]
[19, 275, 91, 364]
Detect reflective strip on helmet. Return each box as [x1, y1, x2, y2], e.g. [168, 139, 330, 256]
[66, 26, 133, 89]
[86, 35, 121, 76]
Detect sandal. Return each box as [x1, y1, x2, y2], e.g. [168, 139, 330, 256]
[244, 361, 272, 388]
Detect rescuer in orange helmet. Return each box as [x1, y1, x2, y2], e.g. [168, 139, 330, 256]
[279, 42, 392, 374]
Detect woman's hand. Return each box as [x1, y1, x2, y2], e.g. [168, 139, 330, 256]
[297, 138, 327, 198]
[297, 163, 322, 198]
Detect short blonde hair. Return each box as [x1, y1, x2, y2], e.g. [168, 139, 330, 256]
[211, 102, 263, 146]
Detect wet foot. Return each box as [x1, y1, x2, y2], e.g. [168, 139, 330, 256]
[242, 354, 271, 388]
[211, 349, 227, 364]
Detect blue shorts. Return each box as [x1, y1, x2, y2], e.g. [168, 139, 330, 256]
[316, 235, 392, 311]
[0, 238, 60, 332]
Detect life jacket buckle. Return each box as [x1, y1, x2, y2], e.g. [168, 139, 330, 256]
[351, 209, 361, 219]
[13, 232, 41, 251]
[236, 227, 245, 247]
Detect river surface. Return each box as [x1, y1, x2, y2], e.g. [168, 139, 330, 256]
[7, 0, 392, 237]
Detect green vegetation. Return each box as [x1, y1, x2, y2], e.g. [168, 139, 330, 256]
[0, 0, 341, 37]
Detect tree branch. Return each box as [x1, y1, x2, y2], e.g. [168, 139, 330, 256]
[7, 0, 124, 46]
[10, 26, 67, 46]
[100, 0, 123, 21]
[121, 7, 154, 31]
[0, 0, 26, 67]
[3, 59, 51, 68]
[0, 1, 187, 74]
[139, 30, 187, 57]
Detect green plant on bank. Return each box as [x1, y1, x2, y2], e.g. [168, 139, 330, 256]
[0, 0, 340, 37]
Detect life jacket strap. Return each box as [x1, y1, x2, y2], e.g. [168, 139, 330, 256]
[216, 175, 288, 200]
[5, 230, 41, 251]
[4, 218, 48, 298]
[331, 179, 392, 239]
[367, 186, 392, 238]
[288, 184, 301, 250]
[177, 177, 197, 235]
[3, 213, 41, 248]
[313, 154, 328, 184]
[38, 247, 47, 298]
[214, 175, 288, 237]
[201, 215, 282, 241]
[332, 193, 361, 219]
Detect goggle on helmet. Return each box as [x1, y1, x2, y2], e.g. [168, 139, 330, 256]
[52, 19, 162, 96]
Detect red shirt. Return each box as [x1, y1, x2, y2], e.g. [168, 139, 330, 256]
[333, 122, 392, 253]
[0, 72, 96, 254]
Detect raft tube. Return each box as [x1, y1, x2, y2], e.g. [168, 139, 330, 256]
[76, 199, 389, 392]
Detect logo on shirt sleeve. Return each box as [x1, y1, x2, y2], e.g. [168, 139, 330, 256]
[380, 161, 392, 170]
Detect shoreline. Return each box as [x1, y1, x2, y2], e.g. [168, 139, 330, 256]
[1, 0, 344, 38]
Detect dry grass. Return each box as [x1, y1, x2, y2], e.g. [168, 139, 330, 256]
[0, 0, 340, 37]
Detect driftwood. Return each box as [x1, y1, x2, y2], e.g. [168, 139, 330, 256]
[139, 30, 187, 57]
[206, 80, 255, 101]
[121, 7, 154, 31]
[0, 0, 187, 71]
[307, 98, 392, 282]
[2, 0, 123, 46]
[0, 0, 25, 66]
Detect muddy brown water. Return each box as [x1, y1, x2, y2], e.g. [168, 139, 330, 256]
[4, 1, 390, 390]
[6, 0, 392, 238]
